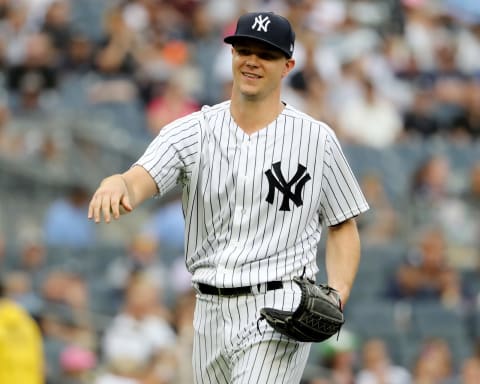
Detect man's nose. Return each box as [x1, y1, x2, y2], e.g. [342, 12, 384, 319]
[245, 54, 259, 67]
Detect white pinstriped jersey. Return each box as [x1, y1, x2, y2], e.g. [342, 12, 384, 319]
[135, 100, 369, 288]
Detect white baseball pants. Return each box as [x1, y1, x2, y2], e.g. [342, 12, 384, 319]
[192, 281, 311, 383]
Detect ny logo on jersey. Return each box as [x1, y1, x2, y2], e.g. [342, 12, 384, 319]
[251, 15, 271, 32]
[265, 162, 311, 211]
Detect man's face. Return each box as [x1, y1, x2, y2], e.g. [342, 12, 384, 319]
[231, 39, 294, 100]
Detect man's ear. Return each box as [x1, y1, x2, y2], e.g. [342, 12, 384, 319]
[282, 59, 296, 78]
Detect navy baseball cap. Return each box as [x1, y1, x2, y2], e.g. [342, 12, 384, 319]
[224, 12, 295, 58]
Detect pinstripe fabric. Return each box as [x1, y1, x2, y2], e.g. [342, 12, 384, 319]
[134, 100, 369, 383]
[193, 282, 311, 384]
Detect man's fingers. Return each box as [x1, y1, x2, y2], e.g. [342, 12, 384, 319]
[87, 175, 131, 223]
[120, 195, 133, 212]
[88, 195, 102, 223]
[111, 194, 122, 219]
[88, 192, 122, 222]
[87, 200, 93, 220]
[101, 194, 112, 223]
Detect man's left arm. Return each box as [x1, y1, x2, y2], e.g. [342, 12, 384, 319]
[325, 218, 361, 308]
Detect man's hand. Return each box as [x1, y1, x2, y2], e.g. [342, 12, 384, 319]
[88, 174, 133, 223]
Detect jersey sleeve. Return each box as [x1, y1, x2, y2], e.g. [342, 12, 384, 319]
[134, 113, 201, 196]
[320, 131, 369, 226]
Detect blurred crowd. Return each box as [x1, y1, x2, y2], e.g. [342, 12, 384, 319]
[0, 0, 480, 383]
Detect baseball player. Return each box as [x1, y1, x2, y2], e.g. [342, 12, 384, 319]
[88, 12, 369, 384]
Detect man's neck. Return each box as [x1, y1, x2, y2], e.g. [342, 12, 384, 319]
[230, 94, 285, 135]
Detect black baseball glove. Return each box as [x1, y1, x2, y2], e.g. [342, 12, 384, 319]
[259, 276, 344, 342]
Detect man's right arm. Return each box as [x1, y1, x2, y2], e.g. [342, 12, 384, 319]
[88, 165, 158, 223]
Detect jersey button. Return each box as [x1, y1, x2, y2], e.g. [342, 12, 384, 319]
[236, 207, 246, 215]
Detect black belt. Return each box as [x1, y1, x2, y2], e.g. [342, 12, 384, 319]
[197, 281, 283, 296]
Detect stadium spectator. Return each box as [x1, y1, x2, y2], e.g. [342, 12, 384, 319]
[41, 270, 72, 305]
[184, 3, 224, 105]
[388, 226, 465, 308]
[132, 2, 189, 102]
[61, 33, 95, 75]
[408, 154, 480, 268]
[0, 1, 29, 65]
[313, 328, 359, 384]
[146, 72, 199, 136]
[0, 279, 44, 384]
[100, 276, 176, 383]
[408, 154, 454, 229]
[356, 338, 411, 384]
[327, 56, 364, 119]
[337, 76, 403, 148]
[459, 357, 480, 384]
[403, 84, 440, 139]
[3, 270, 43, 317]
[431, 39, 471, 140]
[401, 1, 442, 72]
[85, 6, 139, 107]
[105, 232, 168, 295]
[40, 271, 96, 350]
[87, 45, 138, 104]
[43, 185, 96, 248]
[438, 160, 480, 269]
[411, 337, 454, 384]
[97, 5, 138, 74]
[41, 0, 73, 55]
[284, 30, 335, 124]
[15, 238, 47, 291]
[6, 32, 58, 110]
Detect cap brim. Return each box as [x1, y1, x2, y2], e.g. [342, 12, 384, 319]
[224, 35, 291, 58]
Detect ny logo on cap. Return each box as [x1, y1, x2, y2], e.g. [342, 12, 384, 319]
[252, 15, 271, 32]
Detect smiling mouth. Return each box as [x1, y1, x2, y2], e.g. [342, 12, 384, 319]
[242, 72, 262, 79]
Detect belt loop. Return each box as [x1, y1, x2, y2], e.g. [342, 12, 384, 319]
[192, 283, 200, 294]
[255, 283, 268, 294]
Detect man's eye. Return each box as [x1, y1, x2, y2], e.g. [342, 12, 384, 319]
[237, 49, 251, 56]
[236, 48, 280, 60]
[259, 53, 276, 60]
